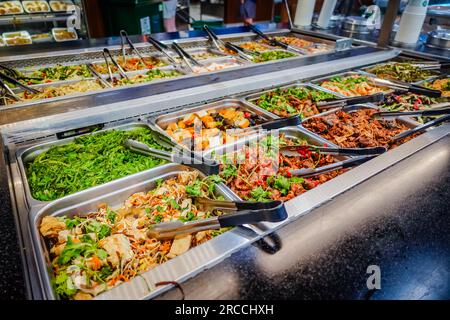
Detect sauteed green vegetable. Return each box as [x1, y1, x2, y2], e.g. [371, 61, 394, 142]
[365, 62, 437, 83]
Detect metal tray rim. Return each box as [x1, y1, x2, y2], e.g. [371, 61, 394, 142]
[29, 164, 240, 300]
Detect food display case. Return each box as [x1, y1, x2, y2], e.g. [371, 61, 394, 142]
[0, 0, 87, 46]
[0, 25, 449, 300]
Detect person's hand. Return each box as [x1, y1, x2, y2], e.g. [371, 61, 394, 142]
[241, 0, 244, 4]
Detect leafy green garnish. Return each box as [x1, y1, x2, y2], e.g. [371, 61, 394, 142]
[250, 186, 272, 202]
[106, 208, 117, 224]
[185, 180, 203, 197]
[54, 271, 77, 298]
[272, 175, 291, 196]
[221, 165, 238, 179]
[84, 221, 111, 239]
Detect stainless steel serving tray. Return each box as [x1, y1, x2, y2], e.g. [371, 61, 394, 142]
[0, 66, 192, 110]
[17, 122, 168, 210]
[182, 56, 252, 74]
[151, 98, 278, 154]
[29, 164, 238, 300]
[264, 33, 335, 55]
[169, 46, 229, 63]
[1, 78, 108, 109]
[91, 53, 170, 75]
[243, 82, 345, 121]
[310, 71, 394, 97]
[203, 127, 349, 201]
[300, 104, 420, 148]
[101, 65, 188, 87]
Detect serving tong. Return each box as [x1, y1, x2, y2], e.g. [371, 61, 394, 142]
[370, 77, 442, 98]
[147, 199, 287, 240]
[203, 25, 227, 52]
[289, 155, 377, 178]
[124, 139, 220, 175]
[146, 35, 179, 65]
[119, 30, 148, 67]
[390, 114, 450, 142]
[372, 106, 450, 119]
[0, 78, 21, 102]
[223, 42, 255, 62]
[0, 71, 41, 95]
[171, 42, 202, 72]
[228, 114, 303, 137]
[203, 25, 255, 61]
[0, 63, 42, 82]
[85, 63, 113, 88]
[407, 61, 450, 71]
[316, 92, 386, 109]
[280, 145, 387, 157]
[102, 48, 129, 83]
[247, 24, 308, 55]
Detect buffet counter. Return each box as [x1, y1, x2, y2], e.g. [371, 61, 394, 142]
[0, 25, 449, 300]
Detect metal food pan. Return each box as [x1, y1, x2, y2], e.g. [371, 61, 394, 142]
[91, 53, 169, 75]
[203, 127, 349, 201]
[17, 122, 167, 209]
[310, 71, 394, 97]
[300, 104, 420, 148]
[30, 164, 238, 300]
[250, 48, 300, 64]
[263, 33, 335, 54]
[359, 62, 441, 84]
[1, 80, 105, 109]
[267, 31, 337, 48]
[229, 40, 274, 52]
[185, 56, 253, 74]
[168, 46, 229, 63]
[151, 98, 278, 153]
[103, 65, 188, 87]
[244, 82, 345, 121]
[3, 78, 107, 108]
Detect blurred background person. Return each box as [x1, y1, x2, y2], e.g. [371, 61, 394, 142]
[163, 0, 178, 32]
[240, 0, 257, 25]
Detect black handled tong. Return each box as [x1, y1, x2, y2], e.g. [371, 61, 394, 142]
[390, 114, 450, 142]
[248, 24, 307, 55]
[124, 139, 220, 175]
[146, 35, 179, 65]
[280, 145, 387, 157]
[373, 106, 450, 119]
[316, 92, 386, 109]
[233, 114, 302, 136]
[223, 42, 255, 62]
[370, 77, 442, 98]
[147, 199, 287, 240]
[203, 25, 226, 51]
[289, 155, 377, 177]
